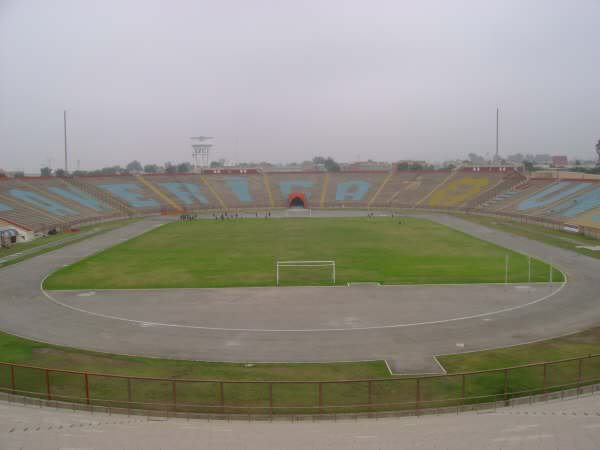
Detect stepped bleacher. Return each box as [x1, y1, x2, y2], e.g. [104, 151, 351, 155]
[197, 170, 271, 209]
[266, 172, 326, 208]
[138, 173, 219, 211]
[426, 167, 511, 208]
[323, 172, 388, 207]
[1, 168, 599, 236]
[379, 170, 454, 208]
[77, 175, 171, 213]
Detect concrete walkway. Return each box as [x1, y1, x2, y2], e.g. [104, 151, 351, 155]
[2, 393, 600, 449]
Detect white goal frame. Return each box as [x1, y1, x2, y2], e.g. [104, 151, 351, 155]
[276, 260, 335, 287]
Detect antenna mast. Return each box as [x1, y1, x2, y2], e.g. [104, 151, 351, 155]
[64, 110, 68, 173]
[495, 107, 499, 163]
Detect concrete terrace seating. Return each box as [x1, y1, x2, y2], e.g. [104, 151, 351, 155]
[266, 172, 326, 208]
[20, 177, 119, 221]
[380, 171, 453, 208]
[0, 178, 77, 231]
[0, 192, 64, 232]
[139, 174, 222, 211]
[480, 179, 557, 213]
[426, 168, 508, 208]
[200, 173, 271, 209]
[509, 181, 596, 218]
[323, 172, 388, 207]
[536, 182, 600, 223]
[77, 175, 170, 213]
[1, 170, 600, 233]
[466, 169, 526, 209]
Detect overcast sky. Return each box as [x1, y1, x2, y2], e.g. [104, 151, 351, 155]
[1, 0, 599, 172]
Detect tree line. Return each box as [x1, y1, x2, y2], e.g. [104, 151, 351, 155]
[40, 161, 193, 177]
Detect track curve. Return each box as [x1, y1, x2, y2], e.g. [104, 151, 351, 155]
[0, 212, 598, 374]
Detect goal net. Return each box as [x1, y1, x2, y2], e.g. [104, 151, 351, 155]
[276, 260, 335, 287]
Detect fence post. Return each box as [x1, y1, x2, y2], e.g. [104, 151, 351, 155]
[368, 380, 372, 411]
[127, 378, 132, 415]
[45, 369, 51, 401]
[219, 381, 225, 413]
[577, 358, 583, 396]
[84, 373, 90, 405]
[503, 369, 509, 403]
[172, 381, 177, 412]
[415, 378, 421, 414]
[10, 365, 15, 395]
[461, 374, 466, 406]
[318, 382, 323, 414]
[269, 383, 273, 416]
[542, 363, 547, 399]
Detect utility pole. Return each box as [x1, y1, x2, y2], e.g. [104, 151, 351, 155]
[495, 107, 499, 163]
[63, 110, 68, 173]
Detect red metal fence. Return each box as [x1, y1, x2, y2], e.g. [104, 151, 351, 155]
[2, 354, 600, 416]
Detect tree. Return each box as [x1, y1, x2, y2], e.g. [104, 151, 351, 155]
[126, 160, 143, 173]
[13, 171, 25, 178]
[164, 162, 177, 174]
[523, 161, 535, 172]
[176, 162, 192, 173]
[324, 157, 340, 172]
[312, 156, 327, 165]
[40, 167, 52, 176]
[100, 166, 121, 175]
[210, 160, 223, 168]
[54, 168, 66, 177]
[397, 162, 410, 171]
[468, 153, 486, 165]
[144, 164, 159, 173]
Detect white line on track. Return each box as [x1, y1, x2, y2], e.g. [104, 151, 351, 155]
[39, 275, 567, 333]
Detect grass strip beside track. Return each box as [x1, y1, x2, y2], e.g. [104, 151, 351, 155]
[0, 219, 141, 269]
[452, 213, 600, 259]
[3, 327, 600, 414]
[0, 331, 388, 381]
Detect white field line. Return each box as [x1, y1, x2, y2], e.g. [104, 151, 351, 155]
[39, 275, 567, 333]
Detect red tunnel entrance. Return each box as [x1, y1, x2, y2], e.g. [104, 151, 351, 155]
[288, 192, 307, 208]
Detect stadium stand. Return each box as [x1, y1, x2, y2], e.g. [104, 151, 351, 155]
[479, 178, 557, 212]
[0, 178, 74, 231]
[381, 170, 455, 208]
[266, 172, 326, 208]
[76, 175, 171, 213]
[198, 170, 271, 209]
[323, 172, 388, 207]
[20, 177, 119, 221]
[426, 167, 511, 208]
[1, 168, 599, 236]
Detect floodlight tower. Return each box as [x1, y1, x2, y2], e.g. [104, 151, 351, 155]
[190, 136, 214, 172]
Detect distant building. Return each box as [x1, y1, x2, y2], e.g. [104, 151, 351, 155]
[340, 161, 392, 171]
[552, 156, 569, 167]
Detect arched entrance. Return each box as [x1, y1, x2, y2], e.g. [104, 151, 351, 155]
[288, 192, 306, 208]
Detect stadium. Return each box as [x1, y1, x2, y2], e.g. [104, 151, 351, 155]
[3, 1, 600, 447]
[1, 166, 600, 419]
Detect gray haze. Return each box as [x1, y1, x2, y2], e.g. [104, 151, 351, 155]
[1, 0, 599, 172]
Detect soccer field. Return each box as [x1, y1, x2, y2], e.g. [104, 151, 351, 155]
[44, 216, 563, 289]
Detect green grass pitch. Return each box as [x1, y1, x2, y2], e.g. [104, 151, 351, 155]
[44, 216, 563, 290]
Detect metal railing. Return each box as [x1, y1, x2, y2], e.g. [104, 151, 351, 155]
[2, 354, 600, 416]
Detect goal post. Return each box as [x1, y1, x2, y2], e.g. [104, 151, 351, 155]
[276, 260, 335, 287]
